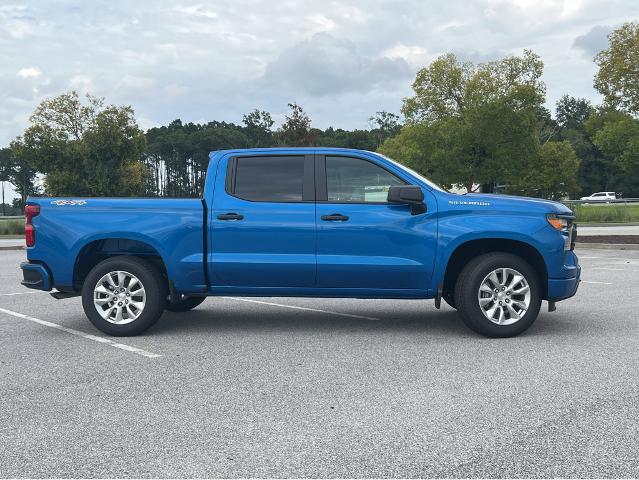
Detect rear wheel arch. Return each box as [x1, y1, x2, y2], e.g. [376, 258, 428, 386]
[73, 238, 169, 292]
[442, 238, 549, 306]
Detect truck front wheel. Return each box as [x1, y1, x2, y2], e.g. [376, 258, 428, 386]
[81, 256, 167, 336]
[454, 253, 542, 338]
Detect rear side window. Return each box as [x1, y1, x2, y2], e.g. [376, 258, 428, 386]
[232, 156, 305, 202]
[326, 156, 405, 203]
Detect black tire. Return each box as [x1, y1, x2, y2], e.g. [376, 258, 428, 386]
[81, 256, 167, 336]
[166, 295, 206, 312]
[454, 253, 542, 338]
[443, 292, 456, 309]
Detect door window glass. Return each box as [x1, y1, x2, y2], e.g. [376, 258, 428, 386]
[326, 156, 405, 203]
[233, 156, 304, 202]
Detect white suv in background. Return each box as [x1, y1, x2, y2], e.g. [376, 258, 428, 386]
[580, 192, 617, 202]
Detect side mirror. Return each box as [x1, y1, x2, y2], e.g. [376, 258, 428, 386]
[387, 185, 427, 215]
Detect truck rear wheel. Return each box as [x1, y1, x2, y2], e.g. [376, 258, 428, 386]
[454, 253, 541, 338]
[166, 295, 206, 312]
[81, 256, 167, 336]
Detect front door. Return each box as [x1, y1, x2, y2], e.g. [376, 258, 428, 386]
[315, 154, 437, 291]
[209, 154, 316, 287]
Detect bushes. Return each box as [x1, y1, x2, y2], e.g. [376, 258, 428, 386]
[0, 219, 24, 235]
[570, 204, 639, 223]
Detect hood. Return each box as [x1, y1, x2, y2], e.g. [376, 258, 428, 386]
[446, 193, 573, 215]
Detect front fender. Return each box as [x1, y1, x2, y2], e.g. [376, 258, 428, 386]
[429, 212, 562, 291]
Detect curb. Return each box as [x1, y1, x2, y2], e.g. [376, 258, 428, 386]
[575, 242, 639, 251]
[578, 222, 639, 227]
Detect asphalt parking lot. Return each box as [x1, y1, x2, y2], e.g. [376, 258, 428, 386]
[1, 248, 638, 478]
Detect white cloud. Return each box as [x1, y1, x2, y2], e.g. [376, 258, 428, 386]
[17, 67, 41, 78]
[175, 4, 218, 19]
[382, 44, 434, 68]
[17, 67, 42, 78]
[574, 25, 614, 56]
[261, 32, 413, 96]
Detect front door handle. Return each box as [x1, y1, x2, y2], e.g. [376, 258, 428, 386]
[321, 213, 349, 222]
[217, 213, 244, 221]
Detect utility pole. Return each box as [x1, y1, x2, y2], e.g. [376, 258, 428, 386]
[1, 180, 5, 216]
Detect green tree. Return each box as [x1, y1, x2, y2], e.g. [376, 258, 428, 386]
[0, 147, 39, 213]
[369, 111, 401, 148]
[510, 141, 580, 199]
[242, 109, 274, 147]
[9, 157, 40, 211]
[403, 50, 544, 123]
[551, 96, 613, 196]
[276, 102, 317, 146]
[315, 127, 376, 150]
[383, 51, 546, 192]
[586, 110, 639, 197]
[11, 91, 146, 197]
[556, 95, 594, 128]
[0, 148, 11, 215]
[145, 119, 251, 197]
[590, 115, 639, 173]
[594, 22, 639, 115]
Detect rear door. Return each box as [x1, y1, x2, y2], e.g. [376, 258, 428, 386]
[209, 154, 316, 287]
[315, 154, 437, 290]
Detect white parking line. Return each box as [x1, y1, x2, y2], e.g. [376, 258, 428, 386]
[0, 307, 161, 358]
[581, 280, 613, 285]
[226, 297, 381, 321]
[0, 291, 45, 296]
[592, 267, 634, 272]
[582, 256, 637, 262]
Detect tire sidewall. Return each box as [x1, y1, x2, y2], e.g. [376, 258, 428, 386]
[455, 253, 542, 338]
[81, 256, 166, 336]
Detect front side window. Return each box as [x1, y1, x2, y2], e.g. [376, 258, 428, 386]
[326, 156, 405, 203]
[232, 156, 304, 202]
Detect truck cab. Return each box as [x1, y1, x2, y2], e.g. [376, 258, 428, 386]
[20, 148, 581, 338]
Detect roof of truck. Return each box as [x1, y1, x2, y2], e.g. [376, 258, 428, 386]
[209, 147, 377, 159]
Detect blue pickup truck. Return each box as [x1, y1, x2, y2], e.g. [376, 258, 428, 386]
[20, 148, 580, 337]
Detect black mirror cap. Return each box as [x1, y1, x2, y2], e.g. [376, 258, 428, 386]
[387, 185, 424, 204]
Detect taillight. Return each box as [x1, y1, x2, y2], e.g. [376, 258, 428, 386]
[25, 204, 40, 247]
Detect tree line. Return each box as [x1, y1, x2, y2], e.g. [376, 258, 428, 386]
[2, 22, 639, 212]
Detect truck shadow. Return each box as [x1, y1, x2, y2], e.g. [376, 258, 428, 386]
[150, 302, 577, 338]
[153, 305, 469, 336]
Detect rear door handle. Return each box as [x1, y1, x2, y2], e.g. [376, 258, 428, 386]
[217, 213, 244, 221]
[321, 213, 349, 221]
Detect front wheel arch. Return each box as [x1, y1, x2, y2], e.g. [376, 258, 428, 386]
[442, 238, 548, 304]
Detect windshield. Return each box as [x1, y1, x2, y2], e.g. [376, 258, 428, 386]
[378, 154, 449, 192]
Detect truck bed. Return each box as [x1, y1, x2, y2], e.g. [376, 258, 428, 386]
[26, 198, 206, 293]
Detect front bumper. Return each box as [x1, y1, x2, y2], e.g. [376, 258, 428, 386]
[547, 251, 581, 301]
[20, 262, 52, 291]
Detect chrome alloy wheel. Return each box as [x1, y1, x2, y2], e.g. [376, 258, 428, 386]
[477, 267, 531, 325]
[93, 270, 146, 325]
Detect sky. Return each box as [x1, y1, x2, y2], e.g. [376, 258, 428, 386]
[1, 0, 639, 201]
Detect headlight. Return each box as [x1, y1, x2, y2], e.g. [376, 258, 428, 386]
[547, 214, 576, 250]
[547, 214, 569, 231]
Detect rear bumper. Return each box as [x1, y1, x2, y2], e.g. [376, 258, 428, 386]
[20, 262, 52, 291]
